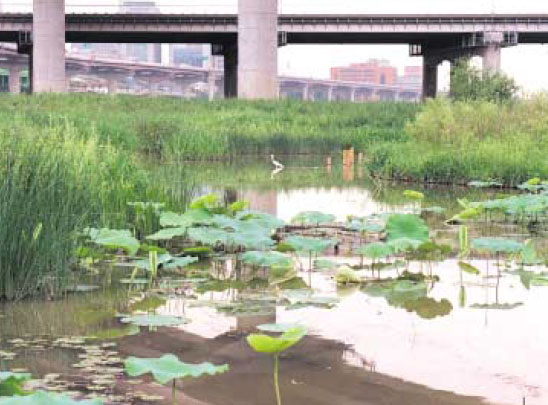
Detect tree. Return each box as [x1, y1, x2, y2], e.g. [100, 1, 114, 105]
[450, 58, 518, 102]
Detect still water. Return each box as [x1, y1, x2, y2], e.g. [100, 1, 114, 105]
[1, 156, 546, 405]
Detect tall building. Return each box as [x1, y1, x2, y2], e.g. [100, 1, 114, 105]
[398, 66, 422, 89]
[330, 59, 397, 85]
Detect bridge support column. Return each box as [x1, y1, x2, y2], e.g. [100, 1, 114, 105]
[302, 83, 309, 101]
[8, 66, 22, 94]
[327, 86, 334, 101]
[238, 0, 278, 99]
[422, 55, 438, 99]
[350, 88, 356, 102]
[33, 0, 66, 92]
[482, 45, 501, 74]
[223, 44, 238, 98]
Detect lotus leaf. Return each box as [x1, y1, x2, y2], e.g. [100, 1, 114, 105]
[146, 227, 187, 241]
[189, 194, 221, 211]
[471, 238, 524, 254]
[229, 231, 275, 250]
[335, 266, 361, 284]
[385, 214, 429, 243]
[0, 391, 102, 404]
[291, 211, 335, 225]
[257, 323, 302, 333]
[120, 314, 187, 327]
[0, 372, 31, 397]
[124, 354, 229, 385]
[84, 228, 139, 256]
[403, 190, 424, 200]
[187, 227, 230, 245]
[400, 297, 453, 319]
[285, 236, 336, 253]
[246, 326, 307, 354]
[458, 261, 480, 275]
[387, 237, 423, 253]
[237, 210, 285, 230]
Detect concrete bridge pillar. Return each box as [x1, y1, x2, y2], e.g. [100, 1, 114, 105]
[238, 0, 278, 99]
[327, 86, 334, 101]
[8, 66, 22, 93]
[223, 44, 238, 98]
[422, 55, 438, 99]
[350, 87, 356, 102]
[482, 45, 501, 74]
[302, 83, 309, 100]
[33, 0, 66, 92]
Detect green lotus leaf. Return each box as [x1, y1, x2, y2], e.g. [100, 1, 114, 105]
[355, 242, 392, 259]
[120, 314, 187, 327]
[387, 237, 423, 253]
[400, 297, 453, 319]
[146, 227, 187, 241]
[246, 326, 307, 354]
[385, 214, 429, 243]
[187, 227, 230, 245]
[291, 211, 335, 225]
[403, 190, 424, 200]
[125, 354, 229, 385]
[0, 391, 102, 404]
[189, 194, 221, 210]
[162, 256, 199, 270]
[0, 372, 31, 397]
[229, 231, 275, 250]
[241, 251, 292, 268]
[84, 228, 140, 255]
[458, 261, 480, 275]
[348, 219, 385, 233]
[237, 210, 285, 230]
[285, 236, 336, 253]
[335, 266, 361, 284]
[471, 238, 524, 254]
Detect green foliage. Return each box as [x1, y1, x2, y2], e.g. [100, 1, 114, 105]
[450, 59, 518, 102]
[291, 211, 335, 225]
[84, 228, 140, 256]
[385, 214, 429, 243]
[0, 372, 31, 397]
[335, 266, 361, 284]
[403, 190, 424, 200]
[458, 261, 480, 275]
[124, 354, 229, 385]
[284, 236, 336, 254]
[355, 242, 392, 260]
[246, 326, 307, 354]
[471, 238, 524, 254]
[241, 251, 293, 268]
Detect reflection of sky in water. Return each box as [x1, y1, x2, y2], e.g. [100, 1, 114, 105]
[156, 259, 548, 405]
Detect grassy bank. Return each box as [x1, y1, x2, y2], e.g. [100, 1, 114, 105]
[0, 94, 417, 160]
[367, 98, 548, 186]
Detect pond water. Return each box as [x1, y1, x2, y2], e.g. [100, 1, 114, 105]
[1, 156, 547, 405]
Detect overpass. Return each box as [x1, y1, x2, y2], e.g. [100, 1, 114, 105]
[0, 1, 545, 98]
[0, 45, 420, 101]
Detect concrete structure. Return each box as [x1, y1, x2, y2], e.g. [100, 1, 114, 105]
[0, 11, 542, 97]
[32, 0, 65, 92]
[237, 0, 278, 99]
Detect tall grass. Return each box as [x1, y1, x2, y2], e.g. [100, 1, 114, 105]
[0, 119, 191, 300]
[367, 97, 548, 186]
[0, 94, 418, 160]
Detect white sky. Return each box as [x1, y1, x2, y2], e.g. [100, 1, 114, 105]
[3, 0, 548, 91]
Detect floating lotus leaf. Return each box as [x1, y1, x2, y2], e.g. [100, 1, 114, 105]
[335, 266, 361, 284]
[400, 297, 453, 319]
[362, 280, 428, 309]
[285, 236, 336, 253]
[229, 231, 275, 250]
[355, 242, 392, 259]
[291, 211, 335, 225]
[119, 314, 187, 327]
[519, 240, 543, 265]
[403, 190, 424, 200]
[385, 214, 429, 243]
[458, 261, 480, 275]
[467, 181, 502, 188]
[0, 391, 102, 404]
[128, 254, 198, 270]
[246, 326, 307, 354]
[84, 228, 139, 256]
[241, 251, 292, 268]
[124, 354, 228, 385]
[256, 323, 303, 333]
[146, 227, 187, 241]
[162, 256, 199, 270]
[471, 238, 524, 254]
[470, 302, 523, 310]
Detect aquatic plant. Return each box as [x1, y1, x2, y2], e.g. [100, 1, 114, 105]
[284, 236, 337, 271]
[0, 391, 102, 404]
[0, 372, 31, 396]
[385, 214, 429, 243]
[291, 211, 335, 226]
[84, 228, 140, 256]
[124, 354, 228, 405]
[246, 325, 307, 405]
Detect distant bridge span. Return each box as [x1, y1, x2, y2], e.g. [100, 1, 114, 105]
[0, 6, 546, 97]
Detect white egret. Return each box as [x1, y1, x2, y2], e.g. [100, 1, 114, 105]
[270, 154, 284, 170]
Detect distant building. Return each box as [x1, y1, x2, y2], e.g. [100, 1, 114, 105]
[398, 65, 422, 89]
[330, 59, 397, 85]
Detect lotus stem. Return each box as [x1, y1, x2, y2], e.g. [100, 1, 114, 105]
[273, 354, 281, 405]
[172, 379, 176, 405]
